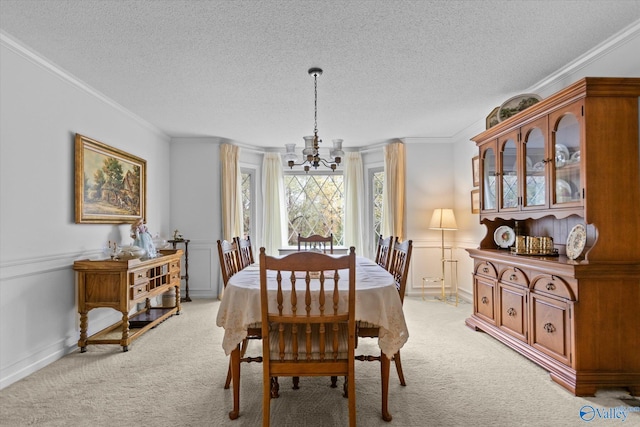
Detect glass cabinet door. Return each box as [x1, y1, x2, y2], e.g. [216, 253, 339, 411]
[550, 101, 583, 206]
[481, 144, 497, 211]
[522, 117, 547, 209]
[499, 133, 519, 211]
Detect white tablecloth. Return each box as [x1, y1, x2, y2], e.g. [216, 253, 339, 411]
[216, 256, 409, 358]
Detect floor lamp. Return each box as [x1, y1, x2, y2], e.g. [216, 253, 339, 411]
[429, 209, 458, 299]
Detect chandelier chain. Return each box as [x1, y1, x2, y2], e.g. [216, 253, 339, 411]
[313, 72, 318, 136]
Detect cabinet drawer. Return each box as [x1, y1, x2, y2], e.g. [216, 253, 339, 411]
[130, 283, 149, 300]
[499, 267, 529, 288]
[169, 260, 180, 272]
[531, 274, 575, 301]
[498, 283, 527, 342]
[475, 261, 498, 279]
[474, 276, 496, 324]
[131, 270, 149, 285]
[530, 293, 571, 365]
[170, 270, 181, 283]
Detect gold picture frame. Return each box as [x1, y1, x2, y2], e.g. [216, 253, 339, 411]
[472, 155, 480, 187]
[74, 134, 146, 224]
[471, 189, 480, 214]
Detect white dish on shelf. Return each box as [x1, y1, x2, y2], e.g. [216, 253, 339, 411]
[556, 178, 572, 200]
[566, 224, 587, 260]
[533, 161, 545, 171]
[494, 226, 515, 248]
[555, 144, 570, 168]
[570, 150, 581, 162]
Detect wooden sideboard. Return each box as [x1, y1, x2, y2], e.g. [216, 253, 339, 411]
[466, 78, 640, 396]
[74, 249, 182, 352]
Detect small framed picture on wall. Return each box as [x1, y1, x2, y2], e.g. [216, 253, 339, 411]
[472, 155, 480, 187]
[471, 189, 480, 214]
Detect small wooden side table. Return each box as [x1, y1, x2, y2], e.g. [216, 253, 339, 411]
[168, 239, 191, 302]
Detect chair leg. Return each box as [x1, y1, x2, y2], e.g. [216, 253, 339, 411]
[270, 376, 280, 398]
[225, 338, 248, 390]
[263, 377, 272, 427]
[342, 375, 348, 397]
[393, 351, 406, 386]
[381, 352, 392, 422]
[292, 376, 300, 389]
[229, 347, 241, 420]
[330, 375, 338, 388]
[347, 372, 356, 427]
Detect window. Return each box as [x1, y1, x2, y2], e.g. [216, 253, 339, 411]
[284, 172, 344, 246]
[371, 168, 384, 242]
[241, 168, 254, 238]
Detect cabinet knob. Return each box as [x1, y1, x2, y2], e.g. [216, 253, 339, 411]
[509, 274, 517, 281]
[481, 296, 489, 305]
[546, 283, 555, 291]
[543, 323, 555, 333]
[137, 273, 144, 278]
[482, 267, 489, 273]
[507, 307, 517, 317]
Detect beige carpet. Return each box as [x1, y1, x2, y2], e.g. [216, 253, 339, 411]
[1, 297, 638, 427]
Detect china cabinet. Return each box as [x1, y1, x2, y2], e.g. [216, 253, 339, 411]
[467, 78, 640, 396]
[74, 249, 182, 352]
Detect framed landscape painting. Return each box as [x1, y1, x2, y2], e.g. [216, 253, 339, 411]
[75, 134, 146, 224]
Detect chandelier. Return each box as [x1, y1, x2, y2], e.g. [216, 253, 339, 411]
[284, 67, 344, 172]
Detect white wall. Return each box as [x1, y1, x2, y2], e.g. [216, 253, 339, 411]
[169, 137, 224, 299]
[0, 38, 171, 389]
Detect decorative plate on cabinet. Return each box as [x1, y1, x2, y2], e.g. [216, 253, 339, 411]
[497, 94, 541, 122]
[494, 226, 516, 248]
[566, 224, 586, 260]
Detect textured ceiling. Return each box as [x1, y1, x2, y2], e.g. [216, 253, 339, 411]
[1, 0, 640, 148]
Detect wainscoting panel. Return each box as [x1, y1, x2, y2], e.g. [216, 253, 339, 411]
[176, 241, 220, 299]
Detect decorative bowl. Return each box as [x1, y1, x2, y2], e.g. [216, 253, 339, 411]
[118, 245, 145, 260]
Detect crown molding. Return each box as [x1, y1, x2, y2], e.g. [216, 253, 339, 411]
[528, 20, 640, 94]
[401, 137, 454, 144]
[0, 31, 169, 139]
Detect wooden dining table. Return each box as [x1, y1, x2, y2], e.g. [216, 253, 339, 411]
[216, 255, 410, 421]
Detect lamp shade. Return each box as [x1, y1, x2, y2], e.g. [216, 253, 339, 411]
[429, 208, 458, 230]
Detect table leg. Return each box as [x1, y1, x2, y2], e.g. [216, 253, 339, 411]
[229, 346, 240, 420]
[381, 352, 392, 422]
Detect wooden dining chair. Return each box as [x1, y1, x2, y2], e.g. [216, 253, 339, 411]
[356, 238, 413, 388]
[234, 235, 254, 269]
[374, 235, 395, 270]
[217, 239, 240, 287]
[297, 233, 334, 254]
[217, 239, 262, 390]
[259, 247, 357, 427]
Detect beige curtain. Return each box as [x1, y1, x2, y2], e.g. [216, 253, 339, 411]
[344, 152, 367, 257]
[382, 142, 406, 241]
[262, 153, 286, 255]
[220, 144, 242, 240]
